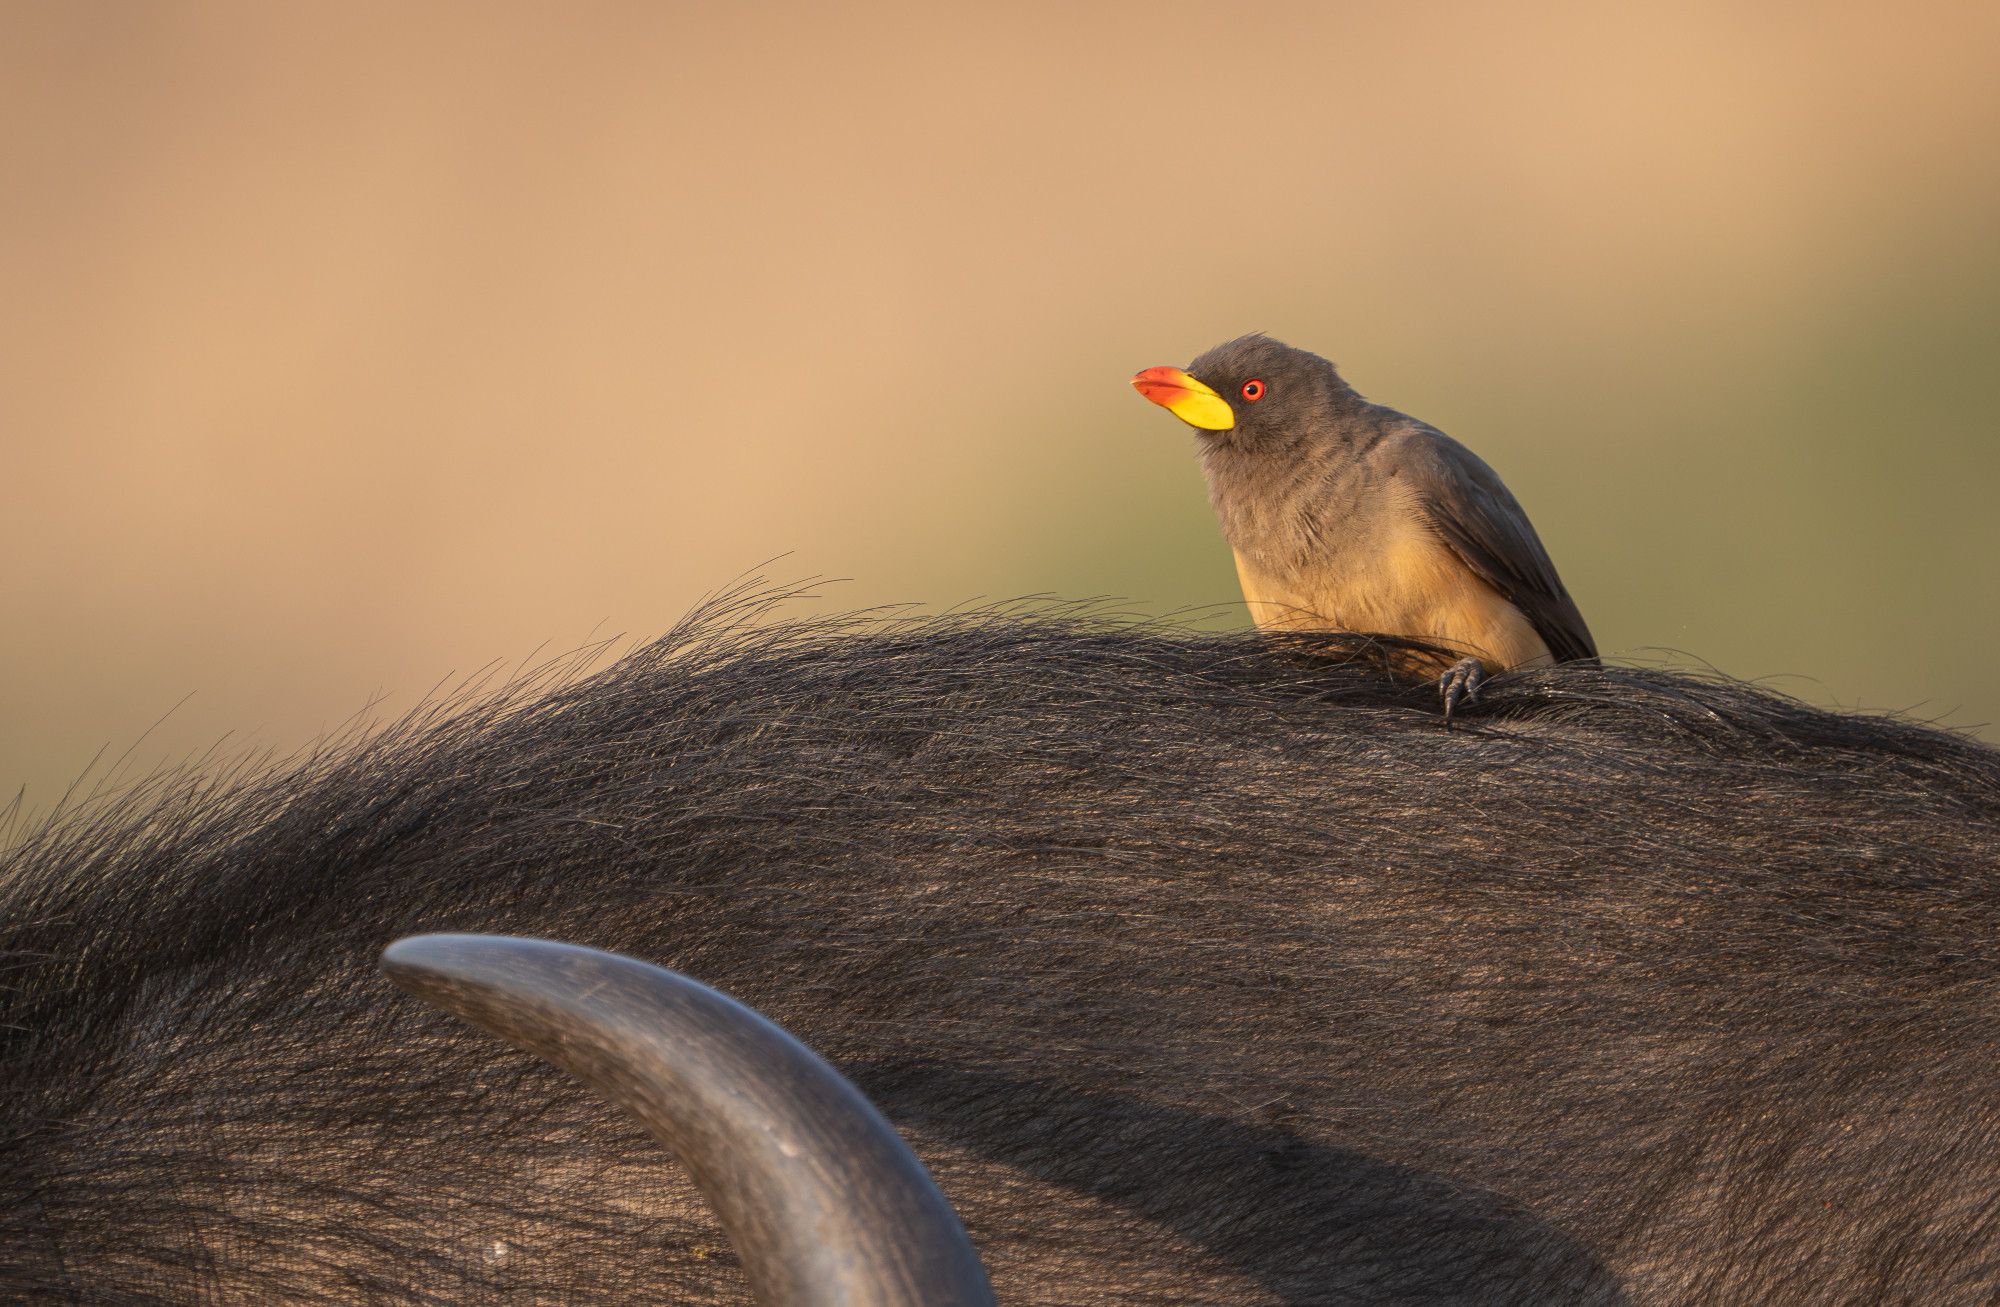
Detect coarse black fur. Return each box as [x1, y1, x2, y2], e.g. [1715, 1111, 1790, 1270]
[3, 590, 1998, 1303]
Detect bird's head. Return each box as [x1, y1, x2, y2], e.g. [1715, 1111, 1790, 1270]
[1131, 334, 1349, 450]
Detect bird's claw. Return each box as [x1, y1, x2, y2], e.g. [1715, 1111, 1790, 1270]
[1439, 657, 1487, 727]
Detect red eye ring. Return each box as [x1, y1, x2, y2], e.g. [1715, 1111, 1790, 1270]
[1241, 379, 1265, 402]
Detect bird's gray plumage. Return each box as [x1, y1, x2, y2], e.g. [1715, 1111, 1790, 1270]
[1389, 427, 1597, 663]
[1171, 333, 1596, 666]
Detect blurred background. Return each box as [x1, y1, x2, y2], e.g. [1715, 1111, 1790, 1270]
[4, 1, 1998, 815]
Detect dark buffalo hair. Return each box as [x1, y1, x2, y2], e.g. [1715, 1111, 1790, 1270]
[4, 589, 1998, 1302]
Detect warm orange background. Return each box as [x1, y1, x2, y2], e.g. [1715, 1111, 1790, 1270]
[6, 3, 1998, 816]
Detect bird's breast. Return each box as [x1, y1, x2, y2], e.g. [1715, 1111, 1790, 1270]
[1230, 505, 1552, 671]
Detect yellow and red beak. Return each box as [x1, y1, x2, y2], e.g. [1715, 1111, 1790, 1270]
[1130, 366, 1235, 431]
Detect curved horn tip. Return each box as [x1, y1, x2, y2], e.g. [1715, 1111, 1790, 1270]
[377, 932, 997, 1307]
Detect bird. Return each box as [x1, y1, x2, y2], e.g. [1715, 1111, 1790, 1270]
[1131, 333, 1595, 719]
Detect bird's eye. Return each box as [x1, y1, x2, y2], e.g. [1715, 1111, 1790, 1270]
[1241, 379, 1265, 402]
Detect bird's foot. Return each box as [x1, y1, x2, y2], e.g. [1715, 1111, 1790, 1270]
[1438, 657, 1487, 726]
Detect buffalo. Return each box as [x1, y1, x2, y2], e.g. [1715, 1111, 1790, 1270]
[4, 594, 1997, 1302]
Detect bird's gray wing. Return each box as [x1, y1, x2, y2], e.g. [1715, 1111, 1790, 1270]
[1391, 426, 1598, 663]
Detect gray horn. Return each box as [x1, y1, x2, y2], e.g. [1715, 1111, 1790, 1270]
[380, 933, 996, 1307]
